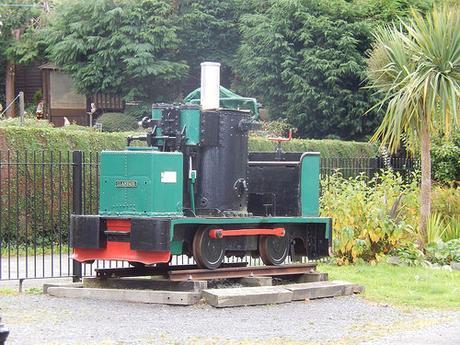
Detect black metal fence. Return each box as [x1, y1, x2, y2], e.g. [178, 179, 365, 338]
[0, 150, 416, 281]
[320, 156, 417, 180]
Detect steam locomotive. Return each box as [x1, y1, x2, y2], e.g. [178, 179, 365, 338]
[71, 62, 331, 269]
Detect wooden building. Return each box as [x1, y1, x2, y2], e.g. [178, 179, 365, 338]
[7, 61, 124, 126]
[40, 63, 124, 126]
[14, 61, 43, 105]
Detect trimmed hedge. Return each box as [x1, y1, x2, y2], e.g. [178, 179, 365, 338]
[249, 135, 378, 158]
[0, 126, 128, 153]
[0, 123, 378, 158]
[97, 112, 139, 132]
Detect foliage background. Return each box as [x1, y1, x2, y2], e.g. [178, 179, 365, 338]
[43, 0, 188, 101]
[1, 0, 447, 141]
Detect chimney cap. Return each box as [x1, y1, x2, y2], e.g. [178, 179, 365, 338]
[201, 61, 221, 67]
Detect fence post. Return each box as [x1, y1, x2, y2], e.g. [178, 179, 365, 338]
[72, 151, 83, 282]
[0, 317, 9, 345]
[19, 91, 24, 126]
[370, 157, 378, 178]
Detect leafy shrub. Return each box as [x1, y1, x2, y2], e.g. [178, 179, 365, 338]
[432, 187, 460, 219]
[388, 242, 427, 267]
[425, 239, 460, 265]
[97, 113, 139, 132]
[124, 102, 151, 120]
[320, 170, 419, 264]
[33, 89, 43, 105]
[431, 132, 460, 184]
[389, 239, 460, 267]
[432, 187, 460, 241]
[426, 213, 460, 244]
[259, 119, 293, 137]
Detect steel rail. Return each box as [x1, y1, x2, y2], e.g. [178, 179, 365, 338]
[95, 262, 248, 279]
[95, 262, 317, 281]
[168, 263, 317, 281]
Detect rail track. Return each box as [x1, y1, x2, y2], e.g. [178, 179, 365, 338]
[95, 263, 317, 281]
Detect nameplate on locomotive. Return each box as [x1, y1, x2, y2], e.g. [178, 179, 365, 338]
[115, 180, 137, 188]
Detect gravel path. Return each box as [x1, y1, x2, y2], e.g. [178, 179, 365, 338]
[1, 293, 459, 345]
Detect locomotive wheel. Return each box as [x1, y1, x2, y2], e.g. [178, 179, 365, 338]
[259, 235, 289, 265]
[192, 227, 225, 270]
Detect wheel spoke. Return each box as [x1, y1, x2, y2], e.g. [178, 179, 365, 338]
[193, 227, 224, 269]
[259, 235, 289, 265]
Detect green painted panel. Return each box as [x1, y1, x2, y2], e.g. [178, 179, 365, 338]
[151, 107, 162, 121]
[171, 216, 330, 226]
[99, 150, 183, 217]
[300, 153, 320, 216]
[180, 106, 201, 146]
[170, 240, 183, 255]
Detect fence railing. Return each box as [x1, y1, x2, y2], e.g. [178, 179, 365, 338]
[0, 150, 417, 281]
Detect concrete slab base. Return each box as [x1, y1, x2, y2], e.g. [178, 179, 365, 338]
[47, 287, 201, 305]
[202, 280, 363, 308]
[83, 277, 207, 292]
[284, 280, 358, 300]
[295, 272, 328, 283]
[203, 286, 293, 307]
[42, 277, 363, 308]
[238, 276, 272, 287]
[43, 282, 83, 294]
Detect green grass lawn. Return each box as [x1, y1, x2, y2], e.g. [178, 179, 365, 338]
[318, 263, 460, 310]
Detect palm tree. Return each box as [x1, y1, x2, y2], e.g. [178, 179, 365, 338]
[366, 6, 459, 243]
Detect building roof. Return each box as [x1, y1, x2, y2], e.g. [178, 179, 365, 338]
[39, 62, 61, 70]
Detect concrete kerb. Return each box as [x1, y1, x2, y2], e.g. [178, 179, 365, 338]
[0, 277, 74, 292]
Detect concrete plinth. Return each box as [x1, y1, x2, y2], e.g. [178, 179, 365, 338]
[83, 277, 207, 292]
[295, 272, 328, 283]
[47, 287, 201, 306]
[203, 286, 292, 308]
[285, 280, 360, 300]
[238, 276, 272, 287]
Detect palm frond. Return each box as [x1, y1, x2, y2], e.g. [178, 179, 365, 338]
[366, 5, 460, 153]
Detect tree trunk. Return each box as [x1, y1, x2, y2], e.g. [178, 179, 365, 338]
[5, 29, 22, 118]
[419, 118, 431, 244]
[5, 60, 15, 118]
[171, 0, 179, 11]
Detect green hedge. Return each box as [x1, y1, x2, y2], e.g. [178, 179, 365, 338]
[0, 123, 378, 158]
[97, 112, 139, 132]
[249, 135, 378, 158]
[0, 126, 127, 153]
